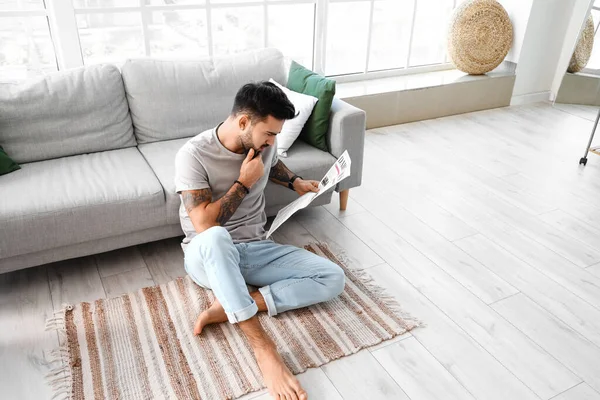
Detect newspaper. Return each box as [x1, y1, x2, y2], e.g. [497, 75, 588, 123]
[266, 150, 351, 238]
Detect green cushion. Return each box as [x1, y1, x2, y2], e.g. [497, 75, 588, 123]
[286, 61, 336, 152]
[0, 146, 21, 176]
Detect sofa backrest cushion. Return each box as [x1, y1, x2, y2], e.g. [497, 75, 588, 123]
[0, 64, 136, 164]
[121, 48, 287, 144]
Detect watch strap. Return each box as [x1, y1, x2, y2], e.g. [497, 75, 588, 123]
[288, 175, 302, 191]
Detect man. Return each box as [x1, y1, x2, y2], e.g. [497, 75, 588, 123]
[174, 81, 346, 400]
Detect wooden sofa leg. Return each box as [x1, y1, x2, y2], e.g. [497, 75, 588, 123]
[339, 189, 349, 211]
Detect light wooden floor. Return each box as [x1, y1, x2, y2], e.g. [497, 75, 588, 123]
[553, 102, 599, 122]
[2, 103, 600, 400]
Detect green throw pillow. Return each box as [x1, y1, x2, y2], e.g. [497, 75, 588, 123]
[286, 61, 336, 152]
[0, 146, 21, 176]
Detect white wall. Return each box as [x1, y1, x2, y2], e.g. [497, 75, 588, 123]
[502, 0, 593, 104]
[511, 0, 574, 99]
[498, 0, 534, 64]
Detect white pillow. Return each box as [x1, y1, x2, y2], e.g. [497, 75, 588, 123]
[269, 78, 318, 157]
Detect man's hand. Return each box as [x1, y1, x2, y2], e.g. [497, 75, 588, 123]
[293, 178, 319, 196]
[239, 149, 264, 188]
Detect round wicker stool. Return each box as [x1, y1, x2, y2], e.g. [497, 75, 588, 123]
[447, 0, 513, 75]
[568, 14, 595, 73]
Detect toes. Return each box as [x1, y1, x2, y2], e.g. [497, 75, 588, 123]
[292, 381, 307, 400]
[274, 391, 292, 400]
[193, 321, 202, 335]
[193, 313, 206, 335]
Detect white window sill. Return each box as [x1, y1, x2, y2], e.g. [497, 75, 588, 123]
[336, 63, 516, 99]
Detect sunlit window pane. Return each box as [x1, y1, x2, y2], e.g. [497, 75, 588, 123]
[326, 1, 370, 76]
[73, 0, 139, 8]
[593, 9, 600, 31]
[409, 0, 454, 67]
[211, 7, 264, 56]
[148, 10, 209, 59]
[368, 0, 413, 72]
[211, 0, 257, 3]
[145, 0, 204, 5]
[268, 4, 314, 69]
[0, 16, 57, 81]
[76, 13, 145, 65]
[0, 0, 44, 11]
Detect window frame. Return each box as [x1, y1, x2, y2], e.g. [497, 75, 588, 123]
[2, 0, 457, 81]
[0, 5, 59, 78]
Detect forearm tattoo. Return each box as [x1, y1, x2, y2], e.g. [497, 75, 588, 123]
[182, 189, 212, 214]
[216, 183, 247, 226]
[269, 160, 294, 183]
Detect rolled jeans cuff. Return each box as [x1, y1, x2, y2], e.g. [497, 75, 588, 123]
[226, 300, 258, 324]
[259, 286, 278, 317]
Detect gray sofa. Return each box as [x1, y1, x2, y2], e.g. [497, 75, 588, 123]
[0, 48, 365, 274]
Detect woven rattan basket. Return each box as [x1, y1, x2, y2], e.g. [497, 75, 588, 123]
[568, 14, 595, 73]
[447, 0, 513, 75]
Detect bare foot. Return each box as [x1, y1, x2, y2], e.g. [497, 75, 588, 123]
[255, 344, 308, 400]
[193, 298, 227, 335]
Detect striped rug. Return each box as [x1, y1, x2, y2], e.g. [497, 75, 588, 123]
[45, 243, 420, 400]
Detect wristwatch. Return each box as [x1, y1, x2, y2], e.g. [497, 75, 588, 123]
[288, 175, 302, 191]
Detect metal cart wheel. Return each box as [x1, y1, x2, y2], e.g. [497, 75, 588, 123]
[580, 107, 600, 166]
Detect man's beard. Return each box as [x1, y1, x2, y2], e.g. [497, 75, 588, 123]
[240, 131, 264, 155]
[239, 132, 254, 153]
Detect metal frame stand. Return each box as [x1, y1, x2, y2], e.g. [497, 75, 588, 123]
[580, 106, 600, 166]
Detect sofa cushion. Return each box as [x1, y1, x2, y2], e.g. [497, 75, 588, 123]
[0, 148, 166, 259]
[0, 145, 20, 176]
[0, 64, 136, 164]
[265, 140, 336, 209]
[268, 78, 318, 157]
[286, 61, 336, 152]
[138, 137, 191, 223]
[121, 48, 287, 144]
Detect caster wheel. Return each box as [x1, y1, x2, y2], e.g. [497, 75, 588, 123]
[580, 157, 588, 166]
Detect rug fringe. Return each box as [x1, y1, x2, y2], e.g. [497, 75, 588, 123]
[350, 268, 423, 330]
[50, 387, 70, 400]
[45, 303, 74, 400]
[315, 242, 423, 331]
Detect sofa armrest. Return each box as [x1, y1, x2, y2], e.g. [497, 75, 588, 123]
[326, 98, 366, 192]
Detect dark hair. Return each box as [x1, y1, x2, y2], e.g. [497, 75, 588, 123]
[231, 81, 296, 123]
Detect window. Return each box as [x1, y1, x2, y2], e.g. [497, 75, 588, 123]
[72, 0, 312, 65]
[324, 0, 462, 78]
[0, 0, 57, 81]
[268, 3, 314, 69]
[76, 12, 145, 65]
[409, 0, 454, 67]
[210, 6, 264, 57]
[368, 1, 413, 72]
[0, 0, 465, 82]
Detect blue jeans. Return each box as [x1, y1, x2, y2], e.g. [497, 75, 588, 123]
[183, 226, 346, 324]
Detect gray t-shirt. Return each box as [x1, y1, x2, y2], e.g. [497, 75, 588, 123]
[174, 124, 278, 251]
